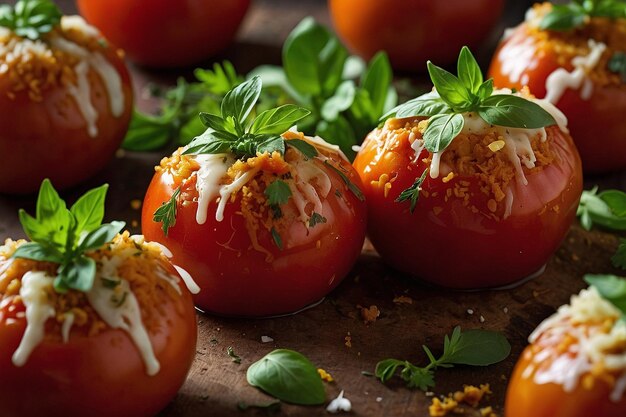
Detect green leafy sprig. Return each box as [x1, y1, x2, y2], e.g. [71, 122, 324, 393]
[12, 180, 125, 293]
[540, 0, 626, 31]
[153, 187, 180, 236]
[374, 327, 511, 391]
[609, 52, 626, 83]
[386, 47, 556, 212]
[0, 0, 61, 40]
[577, 186, 626, 231]
[584, 275, 626, 319]
[246, 349, 326, 405]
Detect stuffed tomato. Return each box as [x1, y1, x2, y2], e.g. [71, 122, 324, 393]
[488, 1, 626, 172]
[0, 0, 132, 193]
[142, 77, 367, 317]
[353, 47, 583, 289]
[0, 181, 198, 417]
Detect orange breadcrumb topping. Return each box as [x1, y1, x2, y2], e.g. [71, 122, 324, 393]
[0, 232, 182, 337]
[429, 384, 496, 417]
[0, 17, 115, 102]
[317, 368, 334, 382]
[358, 305, 380, 324]
[527, 2, 626, 87]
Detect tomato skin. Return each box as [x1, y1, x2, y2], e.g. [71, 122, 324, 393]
[328, 0, 504, 70]
[505, 346, 626, 417]
[0, 290, 197, 417]
[488, 23, 626, 173]
[353, 123, 582, 289]
[141, 159, 367, 317]
[77, 0, 251, 67]
[0, 45, 133, 194]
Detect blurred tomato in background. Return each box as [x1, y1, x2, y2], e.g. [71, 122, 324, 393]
[77, 0, 251, 68]
[328, 0, 504, 71]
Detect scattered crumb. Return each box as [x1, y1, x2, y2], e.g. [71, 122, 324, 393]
[376, 397, 383, 403]
[467, 309, 474, 315]
[130, 199, 142, 210]
[318, 368, 334, 383]
[429, 384, 496, 417]
[261, 335, 274, 343]
[115, 149, 126, 158]
[393, 295, 413, 305]
[572, 253, 580, 262]
[131, 219, 139, 228]
[345, 333, 352, 348]
[358, 305, 380, 324]
[503, 307, 509, 314]
[479, 315, 485, 323]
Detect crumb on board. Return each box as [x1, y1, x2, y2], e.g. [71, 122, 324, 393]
[318, 368, 334, 383]
[261, 335, 274, 343]
[345, 332, 352, 348]
[358, 305, 380, 324]
[130, 199, 142, 210]
[429, 384, 496, 417]
[393, 295, 413, 305]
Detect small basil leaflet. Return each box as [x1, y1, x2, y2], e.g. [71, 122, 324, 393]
[577, 186, 626, 231]
[540, 0, 626, 31]
[374, 326, 510, 391]
[13, 180, 125, 293]
[246, 349, 326, 405]
[386, 46, 556, 213]
[153, 187, 181, 236]
[584, 275, 626, 319]
[0, 0, 62, 40]
[609, 51, 626, 83]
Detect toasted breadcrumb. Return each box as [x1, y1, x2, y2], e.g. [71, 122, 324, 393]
[429, 384, 496, 417]
[358, 305, 380, 324]
[318, 368, 334, 382]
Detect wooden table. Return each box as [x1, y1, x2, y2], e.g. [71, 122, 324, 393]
[1, 1, 624, 416]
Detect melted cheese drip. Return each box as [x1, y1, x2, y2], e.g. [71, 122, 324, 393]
[12, 271, 56, 366]
[194, 154, 232, 224]
[61, 312, 74, 343]
[288, 158, 332, 223]
[48, 18, 125, 137]
[545, 39, 607, 104]
[87, 256, 160, 376]
[526, 287, 626, 402]
[173, 265, 201, 295]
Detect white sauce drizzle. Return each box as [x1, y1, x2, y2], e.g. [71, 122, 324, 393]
[545, 39, 607, 104]
[497, 36, 538, 84]
[12, 271, 56, 367]
[525, 287, 626, 402]
[61, 312, 75, 343]
[64, 60, 98, 137]
[194, 154, 232, 224]
[173, 265, 201, 295]
[215, 168, 260, 222]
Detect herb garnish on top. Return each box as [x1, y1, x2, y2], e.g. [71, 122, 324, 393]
[0, 0, 62, 40]
[540, 0, 626, 31]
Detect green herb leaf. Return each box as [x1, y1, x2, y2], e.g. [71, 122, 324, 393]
[12, 242, 63, 263]
[246, 349, 326, 405]
[427, 61, 471, 110]
[423, 113, 465, 153]
[199, 112, 237, 135]
[584, 274, 626, 315]
[308, 212, 327, 228]
[220, 76, 262, 128]
[396, 168, 429, 213]
[153, 188, 181, 236]
[57, 255, 96, 293]
[476, 79, 494, 101]
[77, 221, 125, 252]
[383, 91, 451, 120]
[478, 95, 556, 129]
[120, 110, 172, 151]
[265, 180, 292, 206]
[227, 346, 242, 364]
[271, 227, 283, 250]
[315, 116, 357, 160]
[374, 359, 405, 383]
[183, 130, 234, 155]
[321, 80, 356, 121]
[194, 61, 243, 95]
[577, 187, 626, 231]
[0, 0, 62, 40]
[539, 4, 587, 30]
[457, 46, 483, 94]
[612, 239, 626, 270]
[70, 184, 108, 235]
[256, 135, 286, 156]
[609, 51, 626, 82]
[251, 104, 311, 135]
[286, 139, 318, 159]
[324, 160, 365, 202]
[361, 52, 393, 118]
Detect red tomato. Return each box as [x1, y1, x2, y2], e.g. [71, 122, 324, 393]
[0, 275, 197, 417]
[353, 118, 582, 289]
[506, 345, 626, 417]
[0, 20, 133, 194]
[328, 0, 504, 71]
[77, 0, 251, 67]
[142, 145, 367, 317]
[488, 23, 626, 173]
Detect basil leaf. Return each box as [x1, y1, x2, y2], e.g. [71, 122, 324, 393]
[57, 255, 96, 293]
[199, 112, 236, 135]
[476, 79, 494, 101]
[609, 52, 626, 83]
[612, 239, 626, 270]
[478, 95, 556, 128]
[0, 0, 61, 40]
[539, 4, 586, 31]
[36, 179, 69, 234]
[12, 242, 63, 263]
[77, 221, 125, 252]
[287, 139, 318, 159]
[427, 61, 471, 110]
[251, 104, 311, 135]
[423, 113, 464, 153]
[70, 184, 108, 235]
[315, 116, 357, 160]
[577, 188, 626, 231]
[584, 274, 626, 315]
[441, 329, 511, 366]
[194, 61, 243, 95]
[256, 135, 286, 155]
[220, 76, 261, 126]
[265, 180, 292, 206]
[247, 349, 325, 405]
[361, 52, 393, 118]
[183, 130, 234, 155]
[318, 36, 349, 97]
[248, 65, 306, 103]
[384, 91, 451, 120]
[321, 80, 356, 121]
[122, 111, 172, 151]
[457, 46, 483, 94]
[601, 189, 626, 216]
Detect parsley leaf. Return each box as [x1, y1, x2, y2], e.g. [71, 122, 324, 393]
[540, 0, 626, 31]
[265, 180, 292, 206]
[308, 212, 327, 228]
[286, 139, 318, 159]
[12, 180, 125, 293]
[609, 51, 626, 83]
[153, 187, 181, 236]
[323, 161, 365, 202]
[577, 187, 626, 231]
[396, 169, 429, 213]
[0, 0, 61, 40]
[374, 326, 510, 391]
[271, 227, 283, 250]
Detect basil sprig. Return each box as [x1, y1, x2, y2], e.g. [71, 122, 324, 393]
[246, 349, 326, 405]
[0, 0, 61, 40]
[374, 326, 510, 391]
[540, 0, 626, 31]
[385, 46, 556, 156]
[609, 52, 626, 83]
[584, 275, 626, 319]
[12, 180, 125, 293]
[577, 186, 626, 231]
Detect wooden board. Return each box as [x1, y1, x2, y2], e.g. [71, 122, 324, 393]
[1, 0, 624, 416]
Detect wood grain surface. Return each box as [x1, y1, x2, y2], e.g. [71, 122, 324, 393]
[1, 0, 623, 416]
